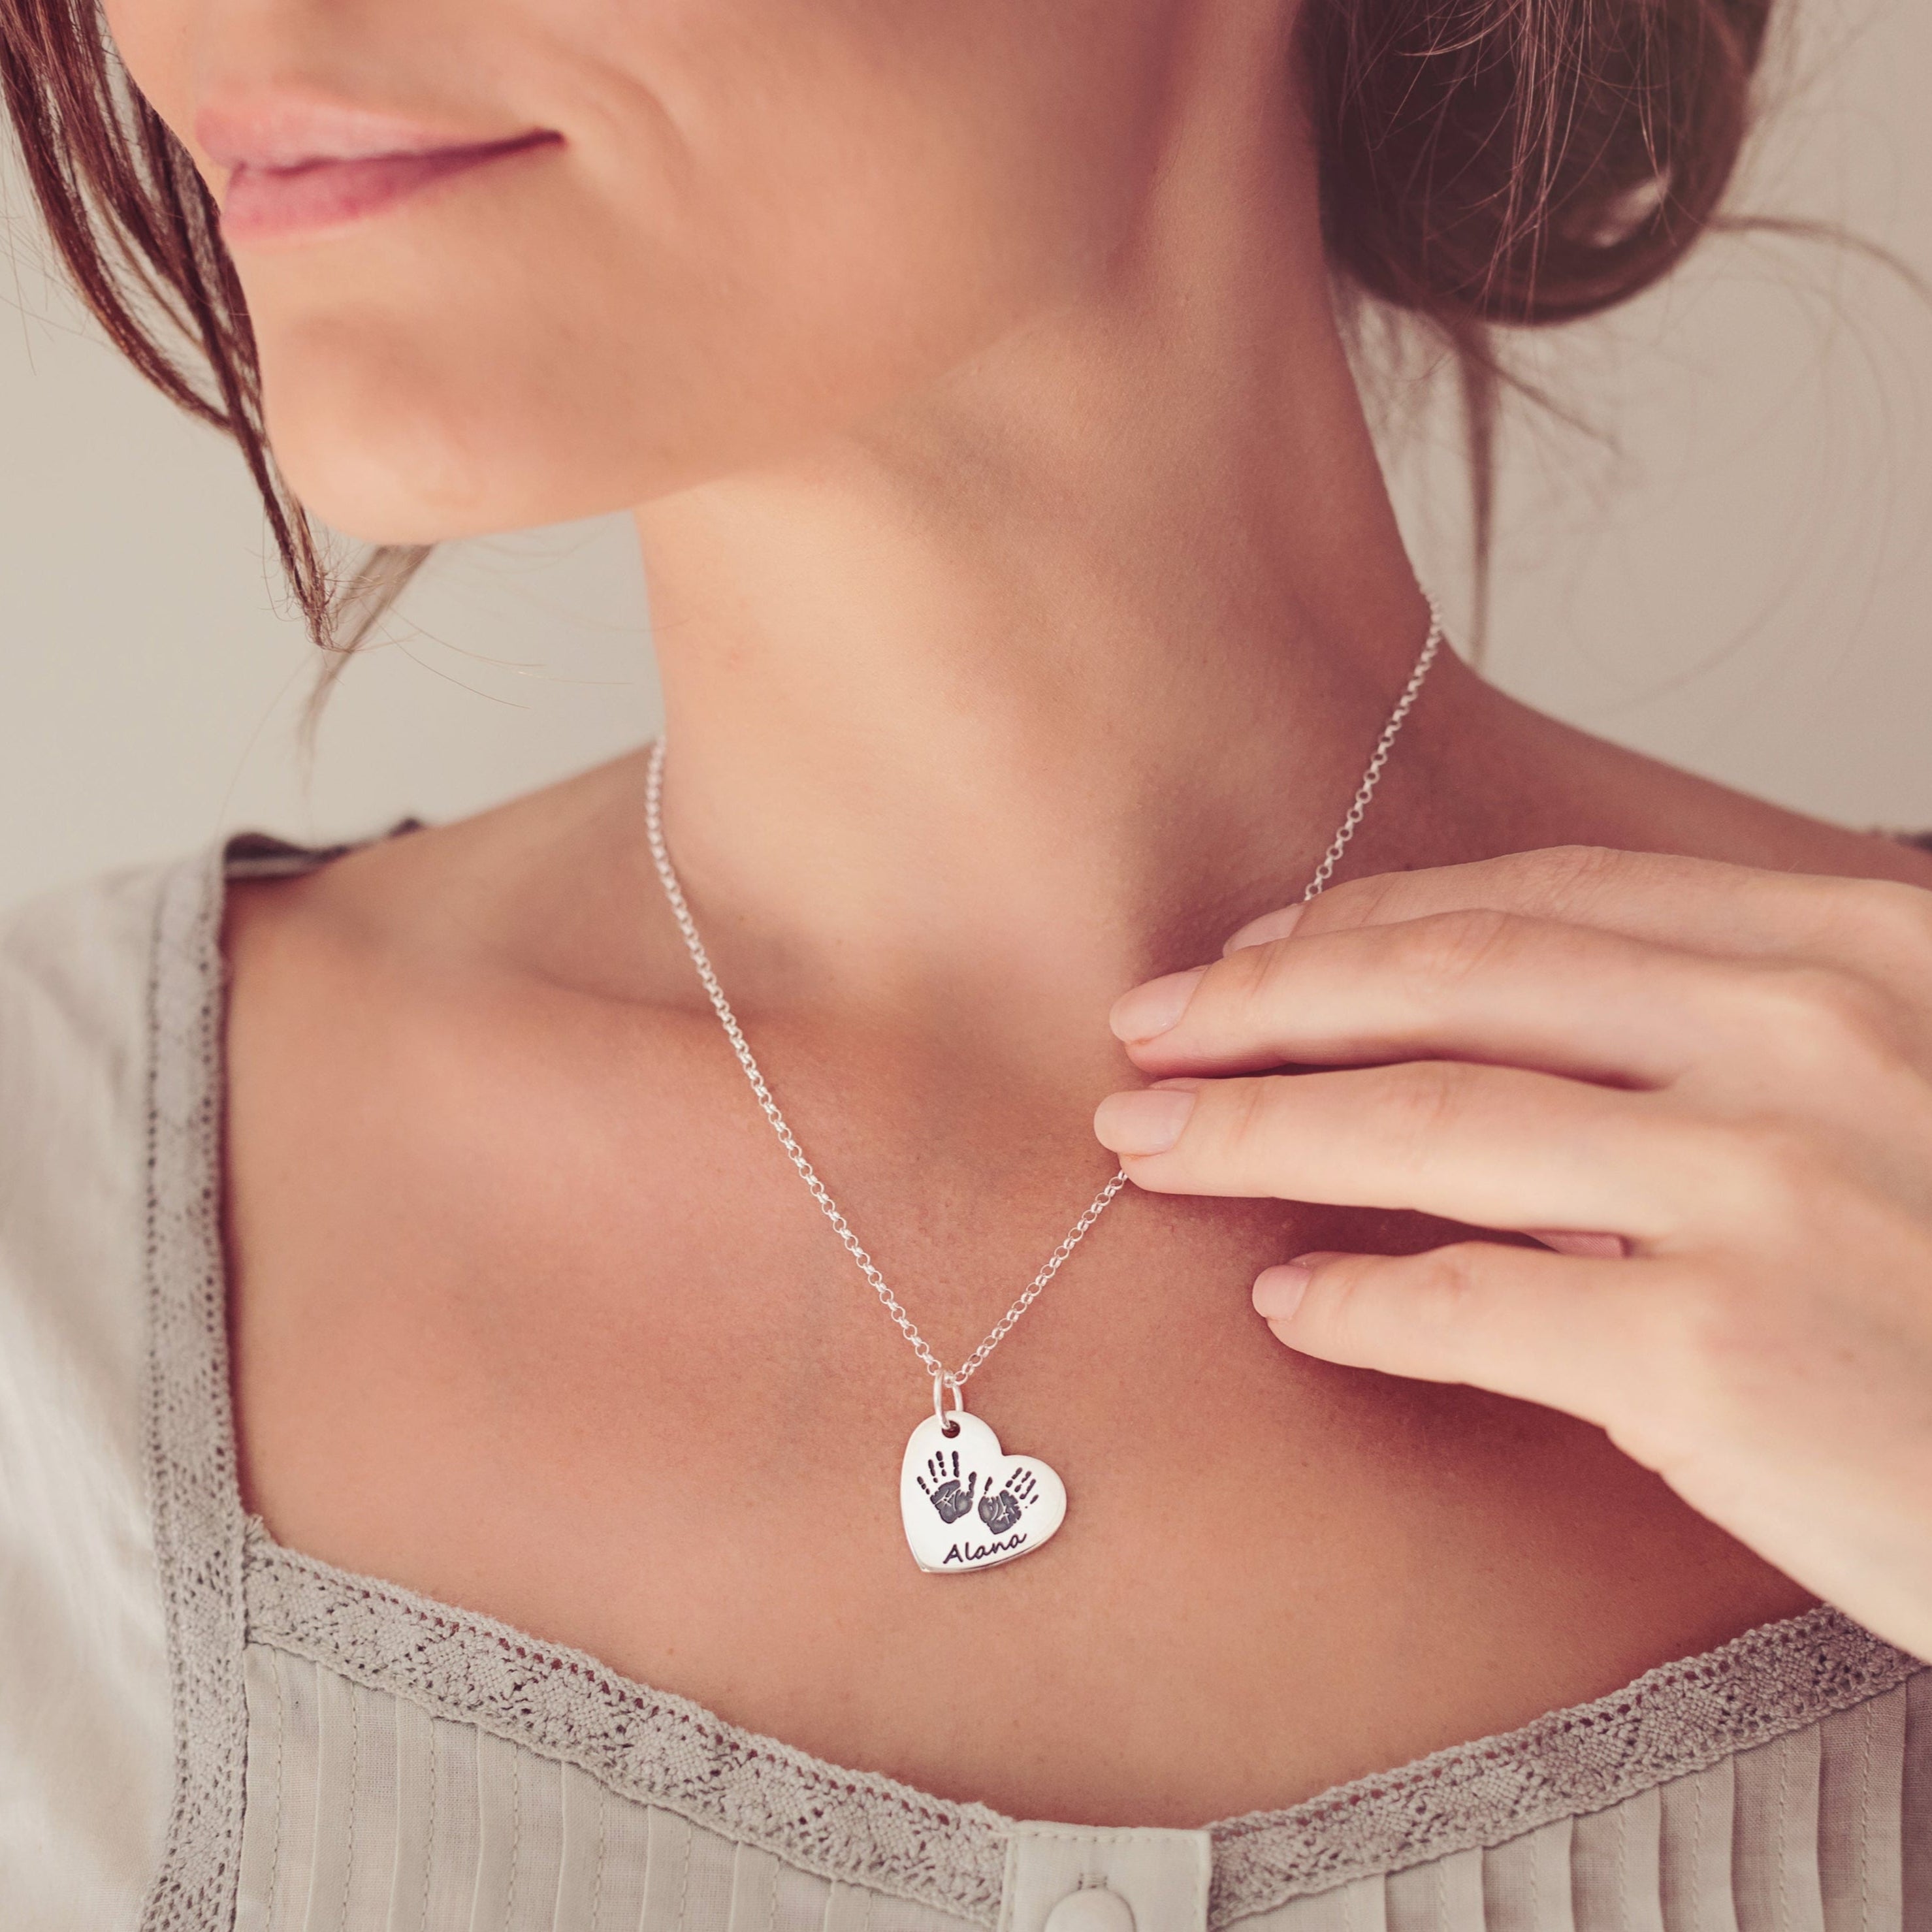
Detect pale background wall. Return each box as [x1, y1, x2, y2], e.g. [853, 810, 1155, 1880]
[2, 0, 1929, 916]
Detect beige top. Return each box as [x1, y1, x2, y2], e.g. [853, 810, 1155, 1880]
[2, 833, 1928, 1932]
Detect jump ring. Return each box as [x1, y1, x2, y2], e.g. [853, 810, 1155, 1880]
[933, 1375, 965, 1435]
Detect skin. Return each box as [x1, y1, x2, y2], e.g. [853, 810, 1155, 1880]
[105, 0, 1932, 1828]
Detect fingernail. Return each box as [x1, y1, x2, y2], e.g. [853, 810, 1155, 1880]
[1252, 1263, 1313, 1319]
[1108, 965, 1208, 1041]
[1223, 903, 1303, 955]
[1528, 1229, 1628, 1259]
[1093, 1083, 1198, 1155]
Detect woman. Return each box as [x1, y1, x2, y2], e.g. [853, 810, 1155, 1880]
[3, 0, 1929, 1927]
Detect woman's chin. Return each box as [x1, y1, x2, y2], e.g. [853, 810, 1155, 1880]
[255, 347, 594, 543]
[261, 377, 807, 542]
[268, 421, 631, 548]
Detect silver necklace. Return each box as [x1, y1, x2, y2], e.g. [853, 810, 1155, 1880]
[643, 593, 1444, 1573]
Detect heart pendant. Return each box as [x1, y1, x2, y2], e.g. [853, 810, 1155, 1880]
[899, 1408, 1067, 1573]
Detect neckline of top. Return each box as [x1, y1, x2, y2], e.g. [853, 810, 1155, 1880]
[142, 829, 1929, 1932]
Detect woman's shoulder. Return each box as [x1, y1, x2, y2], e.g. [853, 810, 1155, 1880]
[0, 848, 214, 1928]
[0, 846, 207, 1243]
[0, 828, 376, 1089]
[0, 848, 185, 1017]
[0, 830, 387, 1927]
[1473, 681, 1932, 890]
[0, 831, 383, 1304]
[0, 845, 226, 1261]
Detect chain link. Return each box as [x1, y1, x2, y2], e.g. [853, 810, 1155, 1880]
[1302, 603, 1444, 900]
[643, 589, 1444, 1397]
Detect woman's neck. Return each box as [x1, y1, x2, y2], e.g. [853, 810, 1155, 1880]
[630, 228, 1490, 1025]
[624, 35, 1494, 1031]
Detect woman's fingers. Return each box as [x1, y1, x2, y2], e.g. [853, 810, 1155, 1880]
[1249, 1242, 1656, 1426]
[1091, 1059, 1701, 1243]
[1112, 908, 1729, 1086]
[1223, 845, 1932, 1000]
[1095, 845, 1932, 1667]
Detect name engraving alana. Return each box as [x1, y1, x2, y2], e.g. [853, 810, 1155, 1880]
[942, 1532, 1029, 1564]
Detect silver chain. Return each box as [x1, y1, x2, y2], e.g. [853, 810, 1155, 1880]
[643, 590, 1443, 1400]
[1303, 605, 1445, 898]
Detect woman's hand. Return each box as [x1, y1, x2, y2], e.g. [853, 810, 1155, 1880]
[1093, 845, 1932, 1662]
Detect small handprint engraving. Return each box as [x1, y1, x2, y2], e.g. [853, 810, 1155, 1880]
[976, 1468, 1038, 1536]
[916, 1449, 979, 1524]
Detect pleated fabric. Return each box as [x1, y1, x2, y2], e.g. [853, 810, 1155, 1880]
[234, 1646, 975, 1932]
[1228, 1671, 1932, 1932]
[233, 1645, 1932, 1932]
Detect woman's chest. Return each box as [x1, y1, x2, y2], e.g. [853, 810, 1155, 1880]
[226, 1084, 1814, 1829]
[180, 856, 1926, 1932]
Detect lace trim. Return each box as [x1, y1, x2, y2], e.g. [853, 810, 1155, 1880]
[1206, 1603, 1920, 1919]
[244, 1524, 1011, 1924]
[241, 1526, 1923, 1929]
[148, 831, 1929, 1932]
[140, 833, 424, 1932]
[140, 843, 251, 1932]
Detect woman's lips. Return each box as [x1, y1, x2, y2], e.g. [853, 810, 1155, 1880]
[219, 131, 557, 245]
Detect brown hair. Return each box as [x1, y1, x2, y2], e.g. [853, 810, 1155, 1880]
[3, 0, 1773, 664]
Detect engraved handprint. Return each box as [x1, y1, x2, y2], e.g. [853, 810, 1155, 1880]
[916, 1449, 979, 1524]
[976, 1467, 1038, 1536]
